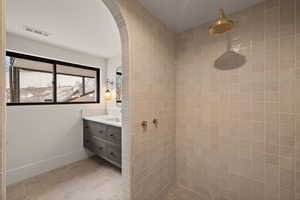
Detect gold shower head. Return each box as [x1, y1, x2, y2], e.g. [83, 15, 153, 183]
[208, 9, 234, 35]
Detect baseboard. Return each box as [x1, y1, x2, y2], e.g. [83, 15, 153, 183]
[6, 149, 92, 185]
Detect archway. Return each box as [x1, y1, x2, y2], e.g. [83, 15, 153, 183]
[102, 1, 131, 200]
[0, 0, 131, 199]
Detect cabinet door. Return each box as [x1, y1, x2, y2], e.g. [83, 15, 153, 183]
[83, 121, 94, 151]
[93, 137, 106, 157]
[84, 120, 107, 140]
[106, 126, 121, 145]
[106, 144, 121, 166]
[83, 136, 94, 151]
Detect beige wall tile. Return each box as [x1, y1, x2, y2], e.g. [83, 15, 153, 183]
[266, 0, 279, 9]
[117, 0, 176, 199]
[280, 0, 295, 37]
[175, 0, 299, 199]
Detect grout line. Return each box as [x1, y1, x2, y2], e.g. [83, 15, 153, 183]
[263, 2, 267, 199]
[176, 183, 208, 199]
[278, 0, 282, 199]
[294, 0, 297, 198]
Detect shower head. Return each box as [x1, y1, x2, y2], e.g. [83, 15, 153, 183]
[208, 9, 234, 35]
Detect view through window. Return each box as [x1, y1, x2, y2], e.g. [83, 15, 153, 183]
[5, 52, 100, 105]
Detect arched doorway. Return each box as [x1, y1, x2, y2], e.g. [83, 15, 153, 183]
[102, 1, 131, 199]
[0, 0, 131, 199]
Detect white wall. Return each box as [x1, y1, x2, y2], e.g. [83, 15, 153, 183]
[106, 54, 121, 116]
[6, 33, 108, 185]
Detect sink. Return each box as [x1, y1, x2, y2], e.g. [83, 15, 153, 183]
[83, 115, 122, 127]
[106, 118, 121, 122]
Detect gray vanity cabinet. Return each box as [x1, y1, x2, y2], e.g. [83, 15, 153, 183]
[83, 120, 121, 168]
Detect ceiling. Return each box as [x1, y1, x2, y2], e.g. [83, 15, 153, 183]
[6, 0, 121, 58]
[137, 0, 264, 32]
[6, 0, 265, 57]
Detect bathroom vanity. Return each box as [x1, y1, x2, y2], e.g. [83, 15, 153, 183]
[83, 115, 121, 168]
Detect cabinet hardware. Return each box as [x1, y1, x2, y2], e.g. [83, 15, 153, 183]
[141, 120, 148, 129]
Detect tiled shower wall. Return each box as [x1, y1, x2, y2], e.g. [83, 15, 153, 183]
[176, 0, 300, 199]
[118, 0, 176, 199]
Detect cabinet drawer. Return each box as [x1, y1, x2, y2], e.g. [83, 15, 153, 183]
[83, 136, 94, 151]
[84, 120, 107, 140]
[106, 126, 121, 145]
[83, 125, 93, 151]
[94, 137, 106, 157]
[106, 144, 121, 166]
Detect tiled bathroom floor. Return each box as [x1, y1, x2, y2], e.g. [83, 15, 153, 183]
[7, 156, 122, 200]
[7, 156, 201, 200]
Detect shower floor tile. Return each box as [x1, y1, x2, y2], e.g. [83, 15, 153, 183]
[7, 156, 122, 200]
[159, 185, 203, 200]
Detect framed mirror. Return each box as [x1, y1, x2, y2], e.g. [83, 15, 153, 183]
[116, 66, 122, 106]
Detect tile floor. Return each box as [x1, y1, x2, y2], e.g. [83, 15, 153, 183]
[7, 156, 201, 200]
[159, 186, 203, 200]
[7, 157, 122, 200]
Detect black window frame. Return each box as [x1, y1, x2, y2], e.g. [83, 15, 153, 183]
[6, 51, 100, 106]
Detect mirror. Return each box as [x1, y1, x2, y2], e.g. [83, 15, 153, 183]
[116, 66, 122, 106]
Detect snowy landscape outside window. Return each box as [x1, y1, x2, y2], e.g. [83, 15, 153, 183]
[5, 52, 100, 105]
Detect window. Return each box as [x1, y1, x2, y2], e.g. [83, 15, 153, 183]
[56, 64, 97, 102]
[19, 69, 54, 103]
[5, 51, 100, 105]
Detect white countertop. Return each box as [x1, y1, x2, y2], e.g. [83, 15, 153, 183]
[83, 115, 121, 127]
